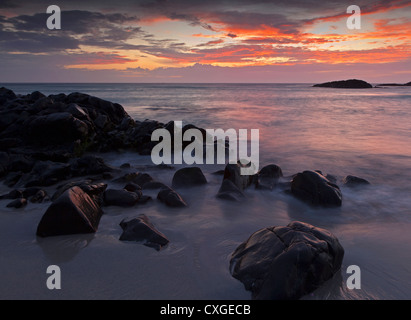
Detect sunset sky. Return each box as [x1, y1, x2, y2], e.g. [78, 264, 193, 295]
[0, 0, 410, 83]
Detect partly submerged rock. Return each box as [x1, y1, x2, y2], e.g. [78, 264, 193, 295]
[230, 221, 344, 300]
[313, 79, 372, 89]
[291, 170, 342, 207]
[342, 175, 370, 187]
[216, 179, 245, 201]
[6, 198, 27, 208]
[119, 214, 169, 251]
[157, 187, 187, 207]
[36, 186, 103, 237]
[222, 163, 254, 191]
[103, 188, 141, 207]
[256, 164, 283, 190]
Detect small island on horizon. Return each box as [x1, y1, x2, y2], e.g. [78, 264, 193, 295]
[313, 79, 411, 89]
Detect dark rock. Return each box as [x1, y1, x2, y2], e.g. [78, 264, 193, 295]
[52, 180, 107, 205]
[23, 187, 43, 198]
[4, 172, 22, 187]
[157, 187, 187, 207]
[29, 91, 46, 101]
[222, 163, 254, 191]
[172, 167, 208, 188]
[0, 87, 17, 104]
[26, 112, 89, 145]
[94, 114, 108, 129]
[70, 155, 114, 176]
[123, 182, 142, 193]
[256, 164, 283, 190]
[36, 186, 103, 237]
[291, 171, 342, 207]
[29, 190, 49, 203]
[19, 160, 71, 187]
[405, 82, 411, 86]
[6, 198, 27, 208]
[120, 163, 131, 169]
[138, 195, 152, 204]
[230, 221, 344, 300]
[0, 189, 23, 200]
[114, 172, 153, 186]
[8, 154, 35, 173]
[104, 189, 141, 207]
[0, 152, 10, 177]
[141, 181, 168, 190]
[119, 214, 169, 251]
[65, 103, 89, 120]
[313, 79, 372, 89]
[342, 175, 370, 187]
[216, 179, 245, 201]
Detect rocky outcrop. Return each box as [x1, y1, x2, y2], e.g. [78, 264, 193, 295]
[313, 79, 372, 89]
[230, 221, 344, 300]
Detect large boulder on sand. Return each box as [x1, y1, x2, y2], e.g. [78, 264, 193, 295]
[36, 186, 103, 237]
[291, 170, 342, 207]
[230, 221, 344, 300]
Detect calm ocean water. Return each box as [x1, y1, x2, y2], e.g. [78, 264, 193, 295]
[1, 83, 411, 299]
[5, 83, 411, 187]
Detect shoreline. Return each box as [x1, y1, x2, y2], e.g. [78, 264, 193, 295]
[1, 86, 411, 300]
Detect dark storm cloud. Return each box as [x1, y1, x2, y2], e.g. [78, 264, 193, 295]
[0, 0, 19, 9]
[0, 10, 145, 53]
[0, 29, 80, 52]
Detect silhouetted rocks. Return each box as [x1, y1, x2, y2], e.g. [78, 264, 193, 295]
[119, 214, 169, 251]
[313, 79, 372, 89]
[36, 186, 103, 237]
[230, 221, 344, 300]
[291, 170, 342, 207]
[172, 167, 207, 188]
[157, 187, 187, 207]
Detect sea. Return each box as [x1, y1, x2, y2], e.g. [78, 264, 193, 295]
[0, 83, 410, 300]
